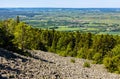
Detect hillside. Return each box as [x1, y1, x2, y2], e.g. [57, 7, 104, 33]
[0, 48, 120, 79]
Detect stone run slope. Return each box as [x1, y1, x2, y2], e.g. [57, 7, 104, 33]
[0, 48, 120, 79]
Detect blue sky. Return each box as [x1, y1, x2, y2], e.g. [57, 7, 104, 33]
[0, 0, 120, 8]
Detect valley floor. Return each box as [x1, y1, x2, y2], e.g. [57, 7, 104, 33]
[0, 48, 120, 79]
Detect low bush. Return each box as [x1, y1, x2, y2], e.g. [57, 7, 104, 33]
[83, 62, 90, 68]
[70, 58, 75, 63]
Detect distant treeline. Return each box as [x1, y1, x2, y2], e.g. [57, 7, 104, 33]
[0, 18, 120, 73]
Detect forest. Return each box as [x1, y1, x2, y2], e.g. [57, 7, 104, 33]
[0, 17, 120, 74]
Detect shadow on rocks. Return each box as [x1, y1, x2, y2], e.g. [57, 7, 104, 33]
[0, 64, 21, 74]
[31, 54, 55, 64]
[0, 75, 7, 79]
[0, 48, 28, 62]
[26, 50, 55, 64]
[0, 48, 54, 64]
[0, 64, 21, 78]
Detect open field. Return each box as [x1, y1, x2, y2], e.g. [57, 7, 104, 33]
[0, 8, 120, 34]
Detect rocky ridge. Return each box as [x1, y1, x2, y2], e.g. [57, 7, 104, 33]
[0, 48, 120, 79]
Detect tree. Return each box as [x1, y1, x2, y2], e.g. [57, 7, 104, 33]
[13, 22, 26, 50]
[93, 35, 116, 57]
[0, 24, 14, 49]
[50, 31, 59, 52]
[16, 16, 20, 24]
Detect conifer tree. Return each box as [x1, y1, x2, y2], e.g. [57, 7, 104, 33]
[16, 16, 20, 24]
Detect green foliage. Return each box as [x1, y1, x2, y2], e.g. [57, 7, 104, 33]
[103, 55, 120, 73]
[58, 51, 67, 57]
[86, 49, 95, 60]
[93, 53, 102, 64]
[93, 35, 116, 56]
[77, 48, 88, 58]
[83, 62, 90, 68]
[13, 22, 26, 50]
[0, 20, 15, 50]
[109, 44, 120, 56]
[103, 57, 112, 71]
[70, 59, 75, 63]
[16, 16, 20, 24]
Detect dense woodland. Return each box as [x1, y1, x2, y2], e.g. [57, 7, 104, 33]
[0, 17, 120, 73]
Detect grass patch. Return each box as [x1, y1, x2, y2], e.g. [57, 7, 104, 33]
[70, 58, 75, 63]
[83, 62, 90, 68]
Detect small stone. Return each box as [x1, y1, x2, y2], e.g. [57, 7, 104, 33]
[1, 74, 7, 78]
[1, 58, 7, 63]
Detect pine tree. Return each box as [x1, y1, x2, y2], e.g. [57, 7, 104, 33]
[16, 16, 20, 24]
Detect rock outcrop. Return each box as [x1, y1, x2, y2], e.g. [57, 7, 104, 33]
[0, 48, 120, 79]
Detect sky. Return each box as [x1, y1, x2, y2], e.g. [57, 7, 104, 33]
[0, 0, 120, 8]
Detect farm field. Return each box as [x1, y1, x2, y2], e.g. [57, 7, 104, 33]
[0, 8, 120, 34]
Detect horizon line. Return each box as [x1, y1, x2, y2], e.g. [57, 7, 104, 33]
[0, 7, 120, 9]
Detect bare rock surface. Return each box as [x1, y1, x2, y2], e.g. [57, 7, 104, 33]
[0, 48, 120, 79]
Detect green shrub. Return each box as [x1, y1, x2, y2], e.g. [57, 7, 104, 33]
[117, 66, 120, 74]
[77, 48, 87, 58]
[92, 61, 97, 64]
[70, 59, 75, 63]
[68, 51, 77, 57]
[86, 49, 95, 60]
[59, 51, 67, 57]
[93, 53, 102, 64]
[83, 62, 90, 68]
[103, 56, 120, 73]
[103, 57, 112, 70]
